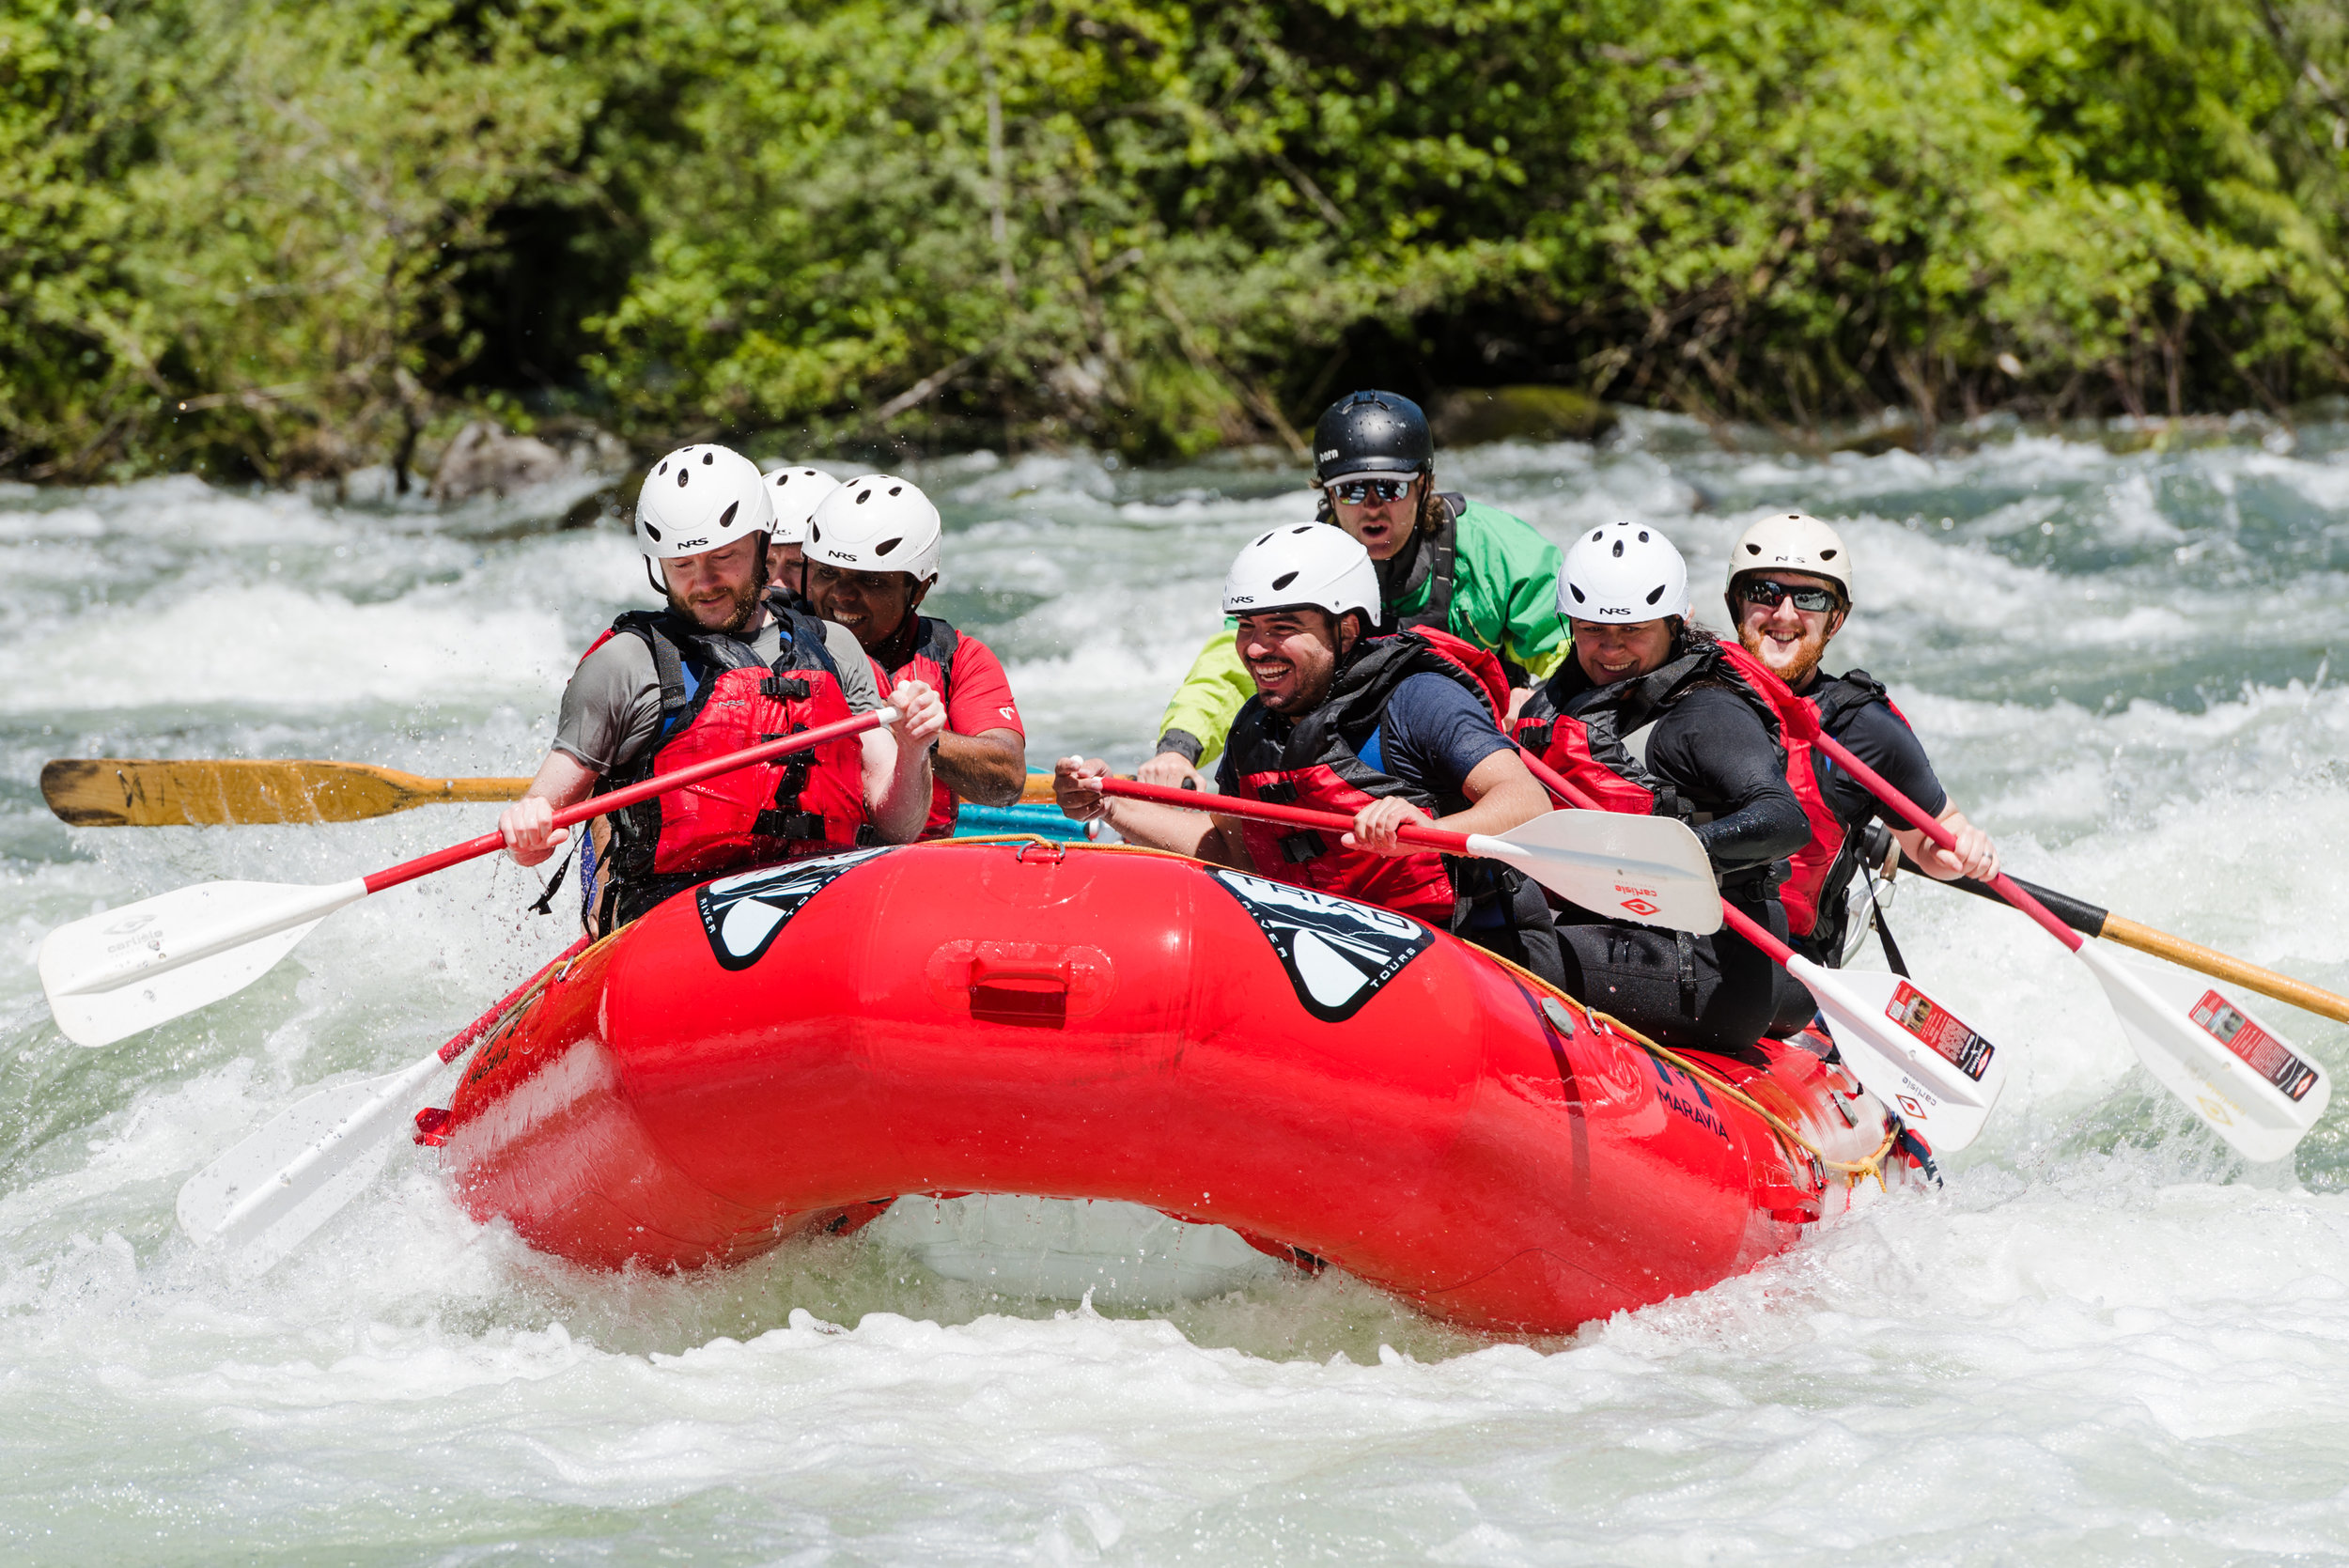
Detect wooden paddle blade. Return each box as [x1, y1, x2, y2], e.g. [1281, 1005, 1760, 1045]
[1790, 958, 2006, 1152]
[1468, 812, 1722, 934]
[39, 878, 367, 1046]
[2075, 941, 2330, 1162]
[177, 1059, 434, 1269]
[41, 758, 528, 827]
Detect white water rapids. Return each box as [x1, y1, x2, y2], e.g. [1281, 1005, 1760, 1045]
[3, 413, 2347, 1562]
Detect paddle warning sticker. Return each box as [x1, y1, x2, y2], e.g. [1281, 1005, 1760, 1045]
[2191, 990, 2319, 1101]
[1205, 869, 1434, 1023]
[1885, 981, 1995, 1082]
[695, 848, 892, 970]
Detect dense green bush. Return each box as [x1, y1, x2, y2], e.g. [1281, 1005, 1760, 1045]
[3, 0, 2345, 478]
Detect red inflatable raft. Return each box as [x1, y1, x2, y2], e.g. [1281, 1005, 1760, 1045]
[434, 839, 1918, 1335]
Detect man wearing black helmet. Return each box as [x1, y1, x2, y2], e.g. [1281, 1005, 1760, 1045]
[1141, 391, 1567, 785]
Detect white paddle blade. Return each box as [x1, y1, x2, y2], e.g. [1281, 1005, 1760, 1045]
[178, 1051, 442, 1267]
[39, 877, 367, 1047]
[1467, 812, 1721, 934]
[1793, 958, 2008, 1153]
[2075, 941, 2330, 1163]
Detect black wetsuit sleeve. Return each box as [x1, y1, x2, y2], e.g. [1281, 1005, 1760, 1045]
[1827, 700, 1949, 825]
[1641, 688, 1811, 872]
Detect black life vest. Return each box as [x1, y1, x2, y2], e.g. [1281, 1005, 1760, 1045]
[1796, 668, 1903, 965]
[1223, 628, 1554, 962]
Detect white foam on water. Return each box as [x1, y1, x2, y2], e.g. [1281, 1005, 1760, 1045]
[4, 430, 2349, 1561]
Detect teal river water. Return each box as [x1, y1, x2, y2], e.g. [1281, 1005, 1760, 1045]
[3, 412, 2347, 1563]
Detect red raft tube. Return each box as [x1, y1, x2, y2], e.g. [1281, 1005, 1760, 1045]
[433, 840, 1921, 1336]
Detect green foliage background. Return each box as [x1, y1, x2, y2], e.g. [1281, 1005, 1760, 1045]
[5, 0, 2347, 479]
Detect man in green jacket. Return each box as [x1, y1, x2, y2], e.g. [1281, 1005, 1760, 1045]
[1140, 390, 1568, 785]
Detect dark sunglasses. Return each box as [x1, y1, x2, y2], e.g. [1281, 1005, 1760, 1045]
[1738, 580, 1842, 613]
[1328, 477, 1413, 505]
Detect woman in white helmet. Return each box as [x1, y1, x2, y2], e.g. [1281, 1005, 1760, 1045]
[764, 464, 843, 606]
[1056, 523, 1563, 980]
[1725, 512, 1999, 971]
[803, 474, 1026, 836]
[496, 444, 947, 932]
[1512, 520, 1815, 1055]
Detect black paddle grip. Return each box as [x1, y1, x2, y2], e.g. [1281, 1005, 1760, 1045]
[1898, 855, 2110, 938]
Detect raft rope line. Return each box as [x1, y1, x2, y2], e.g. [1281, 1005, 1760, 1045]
[1475, 947, 1901, 1189]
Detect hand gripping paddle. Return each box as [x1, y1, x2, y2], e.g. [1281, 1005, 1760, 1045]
[1089, 777, 1723, 933]
[1812, 730, 2329, 1162]
[1513, 747, 2008, 1152]
[39, 708, 895, 1047]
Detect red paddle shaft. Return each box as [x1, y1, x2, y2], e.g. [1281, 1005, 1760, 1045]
[436, 934, 594, 1063]
[358, 709, 892, 898]
[1806, 732, 2080, 953]
[1510, 747, 1799, 964]
[1094, 776, 1477, 853]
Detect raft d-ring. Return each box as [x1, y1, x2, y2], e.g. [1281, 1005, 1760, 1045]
[1015, 839, 1066, 865]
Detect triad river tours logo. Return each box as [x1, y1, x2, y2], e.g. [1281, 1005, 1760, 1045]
[1205, 869, 1433, 1022]
[696, 848, 894, 970]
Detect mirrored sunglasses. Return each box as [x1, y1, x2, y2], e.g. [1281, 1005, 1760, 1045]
[1329, 477, 1412, 505]
[1738, 579, 1841, 613]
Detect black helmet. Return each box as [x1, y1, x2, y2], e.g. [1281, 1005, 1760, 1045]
[1313, 391, 1432, 484]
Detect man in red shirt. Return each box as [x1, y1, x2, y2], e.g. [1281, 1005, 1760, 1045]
[804, 474, 1027, 836]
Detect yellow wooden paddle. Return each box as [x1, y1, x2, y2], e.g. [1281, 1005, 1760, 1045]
[43, 758, 1071, 826]
[39, 759, 533, 828]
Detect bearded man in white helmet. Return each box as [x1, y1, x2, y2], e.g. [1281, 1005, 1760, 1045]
[1726, 512, 1999, 969]
[802, 474, 1027, 837]
[763, 464, 841, 607]
[498, 444, 947, 933]
[1055, 523, 1563, 980]
[1513, 520, 1816, 1055]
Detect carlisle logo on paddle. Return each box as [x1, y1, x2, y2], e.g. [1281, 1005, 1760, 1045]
[1204, 869, 1433, 1023]
[695, 848, 893, 970]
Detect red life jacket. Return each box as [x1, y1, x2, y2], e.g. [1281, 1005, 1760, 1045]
[577, 601, 868, 931]
[1513, 629, 1839, 927]
[869, 615, 964, 840]
[1223, 627, 1510, 926]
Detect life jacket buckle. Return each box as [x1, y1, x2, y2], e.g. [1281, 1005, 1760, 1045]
[760, 675, 811, 700]
[1280, 831, 1325, 864]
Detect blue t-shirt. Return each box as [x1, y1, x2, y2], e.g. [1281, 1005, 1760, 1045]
[1217, 673, 1511, 800]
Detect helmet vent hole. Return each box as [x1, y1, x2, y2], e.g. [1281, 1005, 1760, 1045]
[1645, 584, 1666, 605]
[1610, 540, 1625, 558]
[1256, 531, 1277, 546]
[854, 489, 871, 504]
[1569, 584, 1585, 603]
[1290, 525, 1314, 534]
[657, 461, 669, 475]
[1821, 549, 1839, 560]
[701, 452, 714, 464]
[888, 485, 903, 496]
[645, 523, 662, 542]
[1743, 543, 1760, 555]
[877, 536, 902, 556]
[677, 469, 690, 487]
[1589, 530, 1603, 542]
[810, 523, 821, 543]
[1271, 571, 1299, 591]
[718, 502, 739, 529]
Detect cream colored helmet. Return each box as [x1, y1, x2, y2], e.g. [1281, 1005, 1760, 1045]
[1727, 512, 1852, 600]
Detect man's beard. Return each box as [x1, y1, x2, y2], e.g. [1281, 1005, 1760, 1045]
[1750, 623, 1832, 689]
[671, 574, 763, 635]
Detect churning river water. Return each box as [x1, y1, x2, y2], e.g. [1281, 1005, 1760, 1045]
[4, 411, 2348, 1563]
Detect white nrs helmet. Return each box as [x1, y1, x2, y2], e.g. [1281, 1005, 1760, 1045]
[1728, 512, 1852, 600]
[765, 465, 842, 546]
[1222, 522, 1379, 627]
[1559, 520, 1691, 622]
[636, 444, 774, 560]
[805, 474, 942, 582]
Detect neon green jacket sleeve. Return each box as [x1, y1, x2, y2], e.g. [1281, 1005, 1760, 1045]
[1154, 623, 1251, 768]
[1448, 500, 1569, 681]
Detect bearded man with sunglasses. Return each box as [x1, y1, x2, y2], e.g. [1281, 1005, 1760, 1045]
[1727, 513, 1999, 970]
[1141, 390, 1566, 785]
